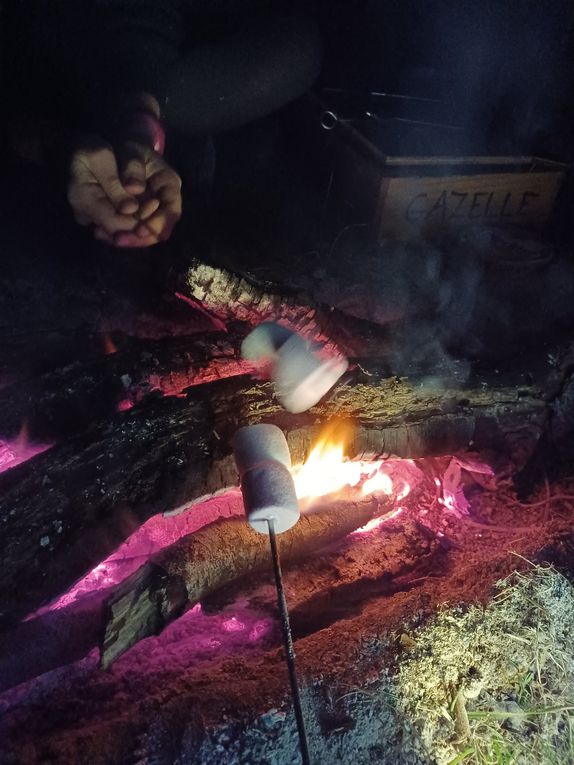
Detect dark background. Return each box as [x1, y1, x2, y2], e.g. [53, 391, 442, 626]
[1, 0, 574, 377]
[318, 0, 574, 157]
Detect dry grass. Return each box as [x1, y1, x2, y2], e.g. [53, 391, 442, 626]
[392, 562, 574, 764]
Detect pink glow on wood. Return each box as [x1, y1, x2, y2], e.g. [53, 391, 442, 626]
[174, 292, 228, 332]
[36, 490, 244, 616]
[33, 454, 490, 624]
[353, 506, 405, 535]
[0, 438, 53, 475]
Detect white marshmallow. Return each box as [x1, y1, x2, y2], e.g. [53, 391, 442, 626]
[233, 424, 299, 535]
[240, 461, 300, 534]
[233, 423, 292, 477]
[240, 322, 293, 361]
[241, 322, 348, 414]
[274, 334, 348, 413]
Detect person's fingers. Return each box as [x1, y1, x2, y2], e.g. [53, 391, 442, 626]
[92, 198, 136, 233]
[148, 167, 182, 197]
[70, 143, 182, 247]
[121, 156, 147, 197]
[137, 197, 160, 221]
[118, 141, 147, 186]
[123, 166, 183, 241]
[70, 186, 138, 235]
[141, 170, 182, 240]
[118, 197, 140, 215]
[83, 148, 138, 213]
[114, 230, 159, 248]
[135, 207, 179, 241]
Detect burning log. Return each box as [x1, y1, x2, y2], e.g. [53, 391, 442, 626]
[183, 250, 440, 334]
[184, 259, 392, 360]
[0, 331, 246, 441]
[0, 360, 554, 627]
[185, 259, 320, 333]
[101, 494, 392, 667]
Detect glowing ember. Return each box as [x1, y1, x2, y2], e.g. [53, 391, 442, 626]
[354, 506, 405, 534]
[174, 291, 227, 331]
[361, 470, 393, 496]
[222, 616, 245, 633]
[437, 456, 493, 516]
[0, 436, 53, 474]
[0, 442, 15, 469]
[102, 333, 117, 356]
[249, 619, 272, 642]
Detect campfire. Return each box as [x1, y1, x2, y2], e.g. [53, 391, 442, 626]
[31, 420, 431, 666]
[2, 128, 574, 765]
[2, 268, 574, 765]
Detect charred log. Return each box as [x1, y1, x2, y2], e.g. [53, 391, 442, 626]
[0, 362, 557, 627]
[0, 331, 246, 442]
[185, 259, 320, 333]
[184, 259, 394, 360]
[101, 494, 393, 667]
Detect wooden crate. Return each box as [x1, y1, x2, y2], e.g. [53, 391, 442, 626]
[376, 155, 567, 241]
[305, 102, 569, 244]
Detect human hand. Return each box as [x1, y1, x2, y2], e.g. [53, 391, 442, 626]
[68, 139, 182, 248]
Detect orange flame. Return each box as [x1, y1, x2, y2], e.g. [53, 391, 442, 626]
[102, 333, 117, 356]
[293, 421, 362, 500]
[16, 419, 29, 451]
[292, 421, 415, 504]
[361, 470, 392, 496]
[293, 421, 361, 499]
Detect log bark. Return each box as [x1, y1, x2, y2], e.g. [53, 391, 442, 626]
[0, 355, 559, 627]
[185, 259, 320, 333]
[183, 246, 445, 337]
[184, 259, 393, 360]
[100, 494, 391, 667]
[0, 331, 247, 441]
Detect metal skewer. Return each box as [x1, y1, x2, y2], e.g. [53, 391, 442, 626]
[321, 86, 441, 103]
[267, 518, 311, 765]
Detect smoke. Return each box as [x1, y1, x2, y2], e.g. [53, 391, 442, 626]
[312, 225, 481, 383]
[315, 218, 574, 387]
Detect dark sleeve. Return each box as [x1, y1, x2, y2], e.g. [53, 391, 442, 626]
[3, 0, 184, 135]
[90, 0, 185, 129]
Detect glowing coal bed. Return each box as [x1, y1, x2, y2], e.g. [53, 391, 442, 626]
[4, 425, 574, 765]
[4, 432, 492, 694]
[35, 426, 485, 620]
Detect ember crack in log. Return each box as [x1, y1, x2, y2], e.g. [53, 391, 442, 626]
[101, 494, 391, 667]
[0, 366, 550, 627]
